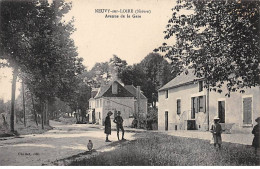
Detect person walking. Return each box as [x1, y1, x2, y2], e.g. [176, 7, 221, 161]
[252, 117, 260, 155]
[210, 116, 222, 150]
[113, 111, 125, 140]
[104, 111, 113, 142]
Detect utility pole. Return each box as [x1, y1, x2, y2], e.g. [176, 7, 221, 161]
[207, 85, 210, 130]
[136, 86, 141, 128]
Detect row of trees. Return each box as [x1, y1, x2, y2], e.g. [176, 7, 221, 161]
[0, 0, 87, 132]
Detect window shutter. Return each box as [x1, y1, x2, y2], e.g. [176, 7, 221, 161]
[243, 97, 252, 124]
[177, 99, 181, 114]
[191, 97, 194, 114]
[179, 99, 181, 114]
[194, 97, 198, 113]
[202, 95, 206, 112]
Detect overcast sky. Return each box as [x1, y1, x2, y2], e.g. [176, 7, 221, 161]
[0, 0, 176, 102]
[66, 0, 175, 69]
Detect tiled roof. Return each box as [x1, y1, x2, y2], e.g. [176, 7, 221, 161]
[159, 70, 202, 91]
[94, 81, 134, 98]
[124, 85, 147, 99]
[94, 84, 111, 99]
[91, 90, 98, 98]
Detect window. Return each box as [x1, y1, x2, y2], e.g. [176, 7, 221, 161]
[199, 81, 203, 92]
[243, 97, 252, 125]
[177, 99, 181, 115]
[165, 90, 168, 99]
[198, 96, 205, 112]
[191, 95, 206, 119]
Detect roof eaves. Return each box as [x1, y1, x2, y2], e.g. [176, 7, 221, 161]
[159, 78, 205, 92]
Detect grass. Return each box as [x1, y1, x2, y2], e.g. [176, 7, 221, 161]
[69, 132, 259, 166]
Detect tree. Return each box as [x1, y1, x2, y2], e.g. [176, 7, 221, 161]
[0, 0, 39, 132]
[109, 55, 127, 80]
[155, 0, 260, 96]
[83, 55, 128, 88]
[0, 0, 84, 131]
[119, 53, 175, 107]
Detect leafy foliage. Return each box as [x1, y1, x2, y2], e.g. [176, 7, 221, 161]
[119, 53, 175, 106]
[155, 0, 260, 95]
[82, 55, 127, 88]
[0, 0, 85, 129]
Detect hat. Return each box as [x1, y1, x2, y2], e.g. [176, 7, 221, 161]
[255, 117, 260, 122]
[214, 116, 220, 120]
[107, 111, 113, 115]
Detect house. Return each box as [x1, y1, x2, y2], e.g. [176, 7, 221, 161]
[158, 70, 260, 134]
[88, 80, 147, 127]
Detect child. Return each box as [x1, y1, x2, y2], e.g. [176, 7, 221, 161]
[252, 117, 260, 155]
[210, 116, 222, 150]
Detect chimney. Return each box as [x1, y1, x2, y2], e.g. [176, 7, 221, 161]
[136, 86, 141, 100]
[112, 82, 118, 94]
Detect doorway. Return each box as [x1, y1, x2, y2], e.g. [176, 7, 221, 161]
[165, 111, 168, 131]
[218, 101, 225, 123]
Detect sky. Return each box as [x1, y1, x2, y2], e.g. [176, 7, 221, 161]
[66, 0, 176, 69]
[0, 0, 176, 102]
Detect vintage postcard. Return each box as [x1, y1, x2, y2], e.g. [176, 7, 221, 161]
[0, 0, 259, 166]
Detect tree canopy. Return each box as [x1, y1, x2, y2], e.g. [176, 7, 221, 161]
[119, 53, 175, 106]
[155, 0, 260, 96]
[0, 0, 85, 131]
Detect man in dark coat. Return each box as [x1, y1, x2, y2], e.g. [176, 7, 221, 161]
[105, 111, 113, 142]
[113, 111, 125, 140]
[252, 117, 260, 155]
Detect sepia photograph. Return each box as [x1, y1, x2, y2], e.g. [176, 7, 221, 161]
[0, 0, 259, 166]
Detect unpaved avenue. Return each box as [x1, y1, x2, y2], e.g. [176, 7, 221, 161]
[0, 121, 136, 166]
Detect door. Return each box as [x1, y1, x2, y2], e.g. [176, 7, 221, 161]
[218, 101, 225, 123]
[92, 110, 96, 124]
[165, 111, 168, 131]
[243, 97, 252, 125]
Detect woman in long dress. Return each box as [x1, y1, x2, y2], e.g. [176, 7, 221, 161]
[104, 111, 113, 142]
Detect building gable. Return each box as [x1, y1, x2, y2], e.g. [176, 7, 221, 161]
[103, 81, 134, 98]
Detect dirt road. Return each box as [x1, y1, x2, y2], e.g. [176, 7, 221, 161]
[0, 121, 136, 166]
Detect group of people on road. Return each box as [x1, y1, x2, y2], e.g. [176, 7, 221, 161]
[104, 111, 125, 142]
[104, 111, 260, 154]
[210, 116, 260, 155]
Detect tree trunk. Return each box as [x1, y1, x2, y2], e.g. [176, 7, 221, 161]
[22, 81, 26, 127]
[75, 109, 78, 122]
[45, 101, 49, 125]
[31, 93, 38, 126]
[81, 109, 84, 123]
[41, 100, 44, 129]
[10, 68, 18, 133]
